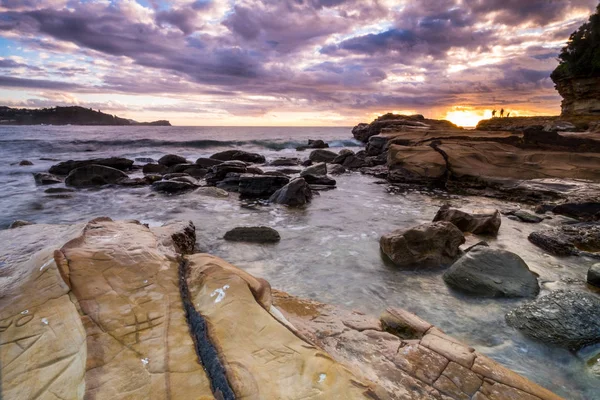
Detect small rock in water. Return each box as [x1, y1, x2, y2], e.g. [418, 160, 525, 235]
[588, 263, 600, 287]
[511, 210, 544, 223]
[19, 160, 33, 166]
[194, 187, 229, 198]
[210, 150, 265, 164]
[224, 226, 281, 243]
[9, 220, 34, 229]
[269, 178, 313, 206]
[65, 165, 129, 187]
[33, 172, 62, 185]
[158, 154, 188, 167]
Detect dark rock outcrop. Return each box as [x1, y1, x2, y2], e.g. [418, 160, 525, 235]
[49, 157, 133, 175]
[380, 222, 465, 268]
[301, 163, 327, 177]
[210, 150, 265, 164]
[309, 149, 338, 163]
[205, 161, 247, 185]
[238, 175, 290, 197]
[65, 165, 128, 187]
[588, 263, 600, 287]
[270, 158, 300, 166]
[143, 163, 168, 175]
[269, 178, 313, 206]
[296, 139, 329, 151]
[33, 172, 62, 185]
[506, 290, 600, 350]
[19, 160, 33, 166]
[195, 157, 223, 168]
[352, 113, 458, 143]
[528, 223, 600, 257]
[224, 226, 281, 243]
[433, 205, 501, 235]
[158, 154, 188, 167]
[151, 180, 196, 193]
[443, 247, 540, 298]
[302, 174, 336, 186]
[507, 210, 544, 223]
[328, 164, 346, 175]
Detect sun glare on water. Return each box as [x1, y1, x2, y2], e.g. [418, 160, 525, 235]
[444, 109, 492, 128]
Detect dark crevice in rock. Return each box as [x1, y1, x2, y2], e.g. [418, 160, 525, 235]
[429, 141, 451, 189]
[178, 259, 236, 400]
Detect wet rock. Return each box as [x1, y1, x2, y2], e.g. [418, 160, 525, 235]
[301, 162, 327, 177]
[263, 171, 289, 177]
[433, 205, 501, 235]
[195, 157, 223, 168]
[65, 165, 129, 187]
[246, 166, 264, 175]
[158, 154, 188, 166]
[360, 165, 388, 179]
[380, 308, 432, 339]
[297, 139, 329, 150]
[443, 247, 540, 298]
[151, 180, 196, 193]
[269, 178, 313, 206]
[19, 160, 33, 166]
[224, 226, 281, 243]
[44, 187, 75, 194]
[168, 176, 198, 185]
[210, 149, 265, 164]
[162, 173, 190, 180]
[135, 157, 154, 163]
[182, 166, 208, 178]
[194, 186, 229, 198]
[168, 163, 195, 173]
[277, 168, 301, 175]
[587, 352, 600, 378]
[510, 210, 544, 223]
[342, 154, 368, 169]
[528, 223, 600, 257]
[328, 164, 346, 175]
[142, 163, 168, 175]
[506, 290, 600, 350]
[238, 174, 290, 197]
[144, 174, 163, 183]
[205, 160, 247, 185]
[366, 135, 389, 156]
[380, 221, 465, 268]
[49, 157, 133, 175]
[332, 149, 354, 164]
[117, 177, 149, 187]
[33, 172, 62, 185]
[270, 157, 300, 166]
[302, 174, 336, 186]
[216, 174, 242, 192]
[552, 201, 600, 221]
[9, 220, 34, 228]
[588, 263, 600, 287]
[309, 149, 338, 163]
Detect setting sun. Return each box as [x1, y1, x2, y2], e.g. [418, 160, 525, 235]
[444, 108, 492, 128]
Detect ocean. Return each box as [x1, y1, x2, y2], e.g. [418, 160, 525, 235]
[0, 125, 598, 399]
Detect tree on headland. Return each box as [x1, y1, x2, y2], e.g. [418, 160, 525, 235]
[551, 3, 600, 82]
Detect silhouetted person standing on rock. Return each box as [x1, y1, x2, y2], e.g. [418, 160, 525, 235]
[500, 108, 504, 117]
[507, 112, 511, 118]
[492, 109, 497, 118]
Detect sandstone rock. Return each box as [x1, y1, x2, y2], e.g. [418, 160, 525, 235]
[587, 263, 600, 287]
[269, 178, 313, 206]
[528, 223, 600, 257]
[380, 308, 432, 339]
[328, 164, 346, 175]
[49, 157, 133, 175]
[352, 114, 457, 143]
[238, 174, 290, 197]
[506, 290, 600, 350]
[194, 186, 229, 198]
[443, 247, 540, 298]
[224, 226, 281, 243]
[65, 164, 129, 187]
[380, 222, 465, 267]
[309, 149, 338, 163]
[142, 163, 168, 175]
[33, 172, 62, 185]
[555, 77, 600, 116]
[151, 180, 196, 193]
[433, 205, 501, 235]
[158, 154, 188, 166]
[301, 162, 327, 176]
[195, 157, 223, 168]
[388, 145, 447, 185]
[210, 150, 265, 164]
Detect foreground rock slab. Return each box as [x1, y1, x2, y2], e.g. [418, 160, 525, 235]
[506, 290, 600, 350]
[433, 205, 501, 235]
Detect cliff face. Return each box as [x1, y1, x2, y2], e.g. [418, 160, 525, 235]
[555, 77, 600, 116]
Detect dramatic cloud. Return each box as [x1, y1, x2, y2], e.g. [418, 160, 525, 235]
[0, 0, 597, 125]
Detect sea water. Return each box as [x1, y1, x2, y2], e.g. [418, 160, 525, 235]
[0, 125, 598, 399]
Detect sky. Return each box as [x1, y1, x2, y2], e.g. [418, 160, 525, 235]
[0, 0, 597, 126]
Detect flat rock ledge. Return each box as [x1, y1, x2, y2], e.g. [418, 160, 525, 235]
[1, 219, 562, 400]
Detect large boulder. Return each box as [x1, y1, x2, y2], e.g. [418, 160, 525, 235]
[238, 175, 290, 197]
[205, 160, 247, 185]
[506, 290, 600, 350]
[380, 222, 465, 267]
[269, 178, 313, 206]
[210, 150, 265, 164]
[433, 205, 501, 235]
[158, 154, 188, 166]
[65, 164, 128, 187]
[49, 157, 133, 175]
[309, 149, 338, 163]
[443, 247, 540, 298]
[224, 226, 281, 243]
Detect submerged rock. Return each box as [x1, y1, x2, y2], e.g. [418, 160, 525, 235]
[49, 157, 133, 175]
[224, 226, 281, 243]
[506, 290, 600, 350]
[380, 221, 465, 268]
[210, 149, 265, 164]
[588, 263, 600, 287]
[309, 149, 338, 163]
[65, 164, 128, 187]
[443, 247, 540, 298]
[158, 154, 188, 166]
[269, 178, 313, 206]
[238, 175, 290, 197]
[433, 205, 501, 235]
[33, 172, 62, 185]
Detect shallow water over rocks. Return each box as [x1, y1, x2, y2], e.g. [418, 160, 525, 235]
[1, 126, 599, 398]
